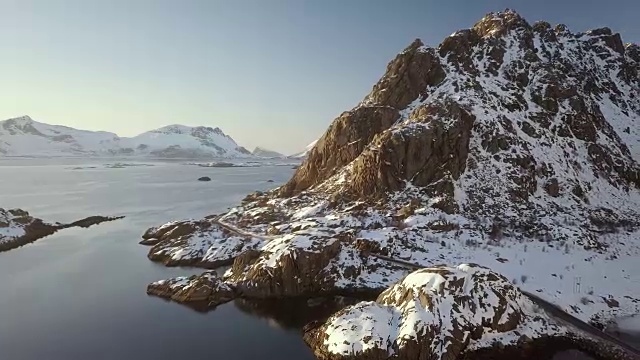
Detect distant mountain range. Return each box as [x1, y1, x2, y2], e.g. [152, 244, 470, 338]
[252, 147, 285, 158]
[0, 116, 252, 158]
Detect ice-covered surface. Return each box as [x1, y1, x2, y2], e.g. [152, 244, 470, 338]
[0, 116, 252, 158]
[149, 271, 231, 293]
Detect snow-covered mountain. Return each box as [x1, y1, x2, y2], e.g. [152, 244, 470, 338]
[252, 146, 284, 158]
[0, 116, 252, 158]
[142, 10, 640, 359]
[289, 139, 318, 158]
[127, 124, 251, 158]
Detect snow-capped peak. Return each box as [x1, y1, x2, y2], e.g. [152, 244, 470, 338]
[252, 147, 285, 158]
[0, 117, 252, 158]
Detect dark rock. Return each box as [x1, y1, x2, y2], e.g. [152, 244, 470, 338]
[545, 178, 561, 197]
[345, 101, 475, 200]
[281, 39, 446, 196]
[227, 236, 343, 298]
[147, 271, 235, 308]
[64, 215, 124, 229]
[0, 208, 124, 252]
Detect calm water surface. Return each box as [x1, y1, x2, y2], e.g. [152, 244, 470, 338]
[0, 159, 634, 360]
[0, 159, 316, 360]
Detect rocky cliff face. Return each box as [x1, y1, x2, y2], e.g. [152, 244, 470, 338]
[147, 271, 235, 309]
[282, 9, 640, 240]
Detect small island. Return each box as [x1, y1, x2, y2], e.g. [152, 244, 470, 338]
[1, 208, 124, 252]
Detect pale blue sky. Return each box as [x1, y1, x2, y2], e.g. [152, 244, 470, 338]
[1, 0, 638, 154]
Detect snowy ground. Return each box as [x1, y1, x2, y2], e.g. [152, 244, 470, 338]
[151, 195, 640, 326]
[0, 209, 28, 246]
[315, 264, 565, 359]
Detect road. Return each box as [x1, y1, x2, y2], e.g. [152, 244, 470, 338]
[212, 216, 277, 242]
[523, 290, 640, 357]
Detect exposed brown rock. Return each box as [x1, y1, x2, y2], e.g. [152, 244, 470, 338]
[228, 236, 343, 298]
[365, 39, 446, 109]
[345, 101, 475, 199]
[281, 39, 446, 197]
[146, 271, 235, 308]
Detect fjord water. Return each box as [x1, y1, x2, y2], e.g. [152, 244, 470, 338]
[0, 159, 315, 360]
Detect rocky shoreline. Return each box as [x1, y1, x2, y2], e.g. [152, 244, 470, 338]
[0, 208, 124, 252]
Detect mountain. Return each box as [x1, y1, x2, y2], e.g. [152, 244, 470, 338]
[0, 116, 121, 156]
[252, 146, 285, 158]
[0, 116, 252, 158]
[142, 10, 640, 359]
[289, 139, 318, 158]
[127, 124, 251, 158]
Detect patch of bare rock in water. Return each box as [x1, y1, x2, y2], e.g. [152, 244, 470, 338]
[146, 271, 235, 311]
[141, 9, 640, 360]
[0, 208, 124, 252]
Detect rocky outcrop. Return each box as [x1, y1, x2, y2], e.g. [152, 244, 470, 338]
[345, 101, 475, 204]
[0, 208, 58, 252]
[226, 232, 344, 298]
[63, 215, 124, 229]
[147, 271, 235, 308]
[1, 208, 124, 252]
[281, 39, 446, 196]
[143, 219, 262, 268]
[304, 263, 634, 360]
[304, 264, 536, 360]
[281, 106, 400, 196]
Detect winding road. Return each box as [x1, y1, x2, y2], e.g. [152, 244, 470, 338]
[212, 216, 277, 241]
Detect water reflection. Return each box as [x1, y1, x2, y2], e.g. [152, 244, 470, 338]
[233, 296, 367, 331]
[145, 293, 370, 331]
[551, 350, 595, 360]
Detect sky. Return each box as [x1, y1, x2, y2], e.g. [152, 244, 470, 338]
[1, 0, 638, 154]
